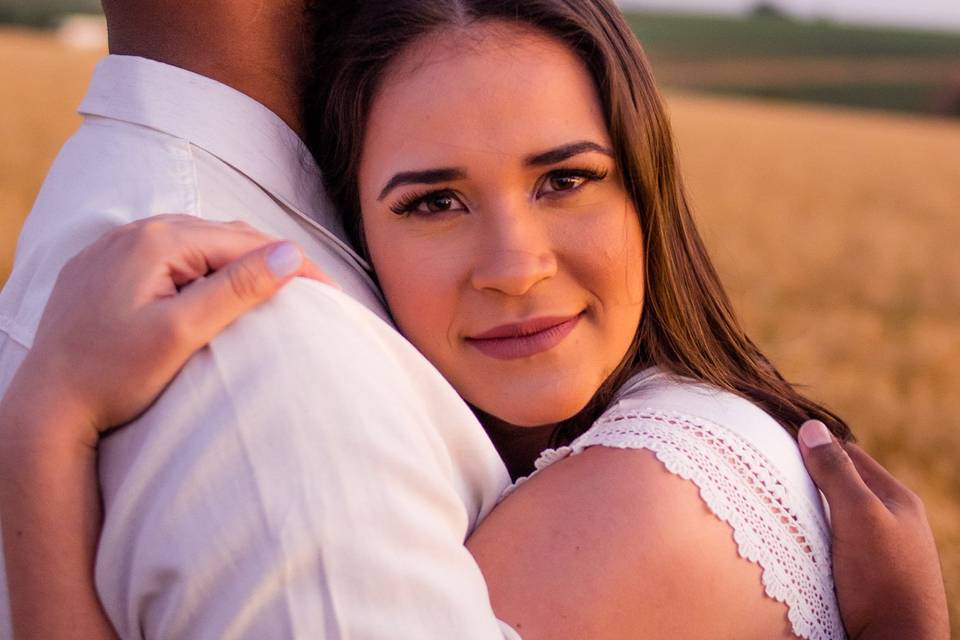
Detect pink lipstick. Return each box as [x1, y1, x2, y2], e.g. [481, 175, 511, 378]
[466, 313, 582, 360]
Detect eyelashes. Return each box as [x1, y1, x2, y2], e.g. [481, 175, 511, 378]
[388, 165, 611, 217]
[389, 189, 460, 216]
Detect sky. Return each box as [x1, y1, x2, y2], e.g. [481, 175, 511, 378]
[618, 0, 960, 32]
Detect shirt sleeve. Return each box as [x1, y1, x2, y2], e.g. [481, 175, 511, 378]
[95, 280, 514, 639]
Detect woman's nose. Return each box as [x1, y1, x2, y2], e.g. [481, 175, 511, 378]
[469, 208, 558, 296]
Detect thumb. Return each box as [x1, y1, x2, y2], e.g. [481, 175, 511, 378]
[798, 420, 878, 512]
[171, 241, 312, 347]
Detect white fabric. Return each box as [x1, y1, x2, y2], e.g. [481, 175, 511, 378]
[0, 55, 519, 639]
[508, 368, 846, 640]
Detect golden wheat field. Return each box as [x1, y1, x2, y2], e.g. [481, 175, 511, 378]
[1, 26, 959, 630]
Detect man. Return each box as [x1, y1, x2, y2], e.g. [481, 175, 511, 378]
[0, 1, 948, 638]
[0, 1, 512, 638]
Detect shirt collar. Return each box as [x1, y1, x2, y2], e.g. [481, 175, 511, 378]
[78, 55, 370, 271]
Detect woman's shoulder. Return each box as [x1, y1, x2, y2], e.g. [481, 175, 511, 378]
[611, 368, 796, 446]
[603, 367, 817, 501]
[509, 367, 846, 640]
[534, 368, 820, 511]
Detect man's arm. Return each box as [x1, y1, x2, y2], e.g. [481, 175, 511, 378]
[798, 420, 950, 640]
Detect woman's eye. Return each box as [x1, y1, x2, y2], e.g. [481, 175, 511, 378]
[547, 174, 587, 193]
[422, 193, 457, 212]
[538, 168, 608, 198]
[391, 190, 466, 216]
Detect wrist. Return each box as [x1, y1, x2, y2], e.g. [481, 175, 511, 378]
[0, 351, 100, 453]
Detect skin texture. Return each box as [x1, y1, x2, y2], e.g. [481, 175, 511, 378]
[467, 447, 795, 639]
[359, 23, 644, 429]
[101, 0, 308, 134]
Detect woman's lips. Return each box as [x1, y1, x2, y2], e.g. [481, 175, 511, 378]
[465, 314, 582, 360]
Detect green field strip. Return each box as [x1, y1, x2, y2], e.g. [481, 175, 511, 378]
[626, 12, 960, 60]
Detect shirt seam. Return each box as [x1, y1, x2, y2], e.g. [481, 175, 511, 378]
[185, 143, 202, 218]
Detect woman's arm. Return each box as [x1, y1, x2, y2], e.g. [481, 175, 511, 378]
[0, 372, 116, 638]
[467, 421, 950, 640]
[0, 215, 326, 639]
[467, 445, 795, 639]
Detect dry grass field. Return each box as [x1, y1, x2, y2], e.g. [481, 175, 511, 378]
[0, 28, 100, 279]
[1, 26, 959, 632]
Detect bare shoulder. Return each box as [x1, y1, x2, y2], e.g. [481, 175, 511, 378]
[468, 445, 796, 639]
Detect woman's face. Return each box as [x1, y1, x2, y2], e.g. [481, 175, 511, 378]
[358, 21, 644, 427]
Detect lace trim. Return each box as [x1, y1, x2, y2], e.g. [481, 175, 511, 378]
[507, 409, 845, 640]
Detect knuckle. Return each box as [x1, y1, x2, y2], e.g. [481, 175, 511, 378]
[134, 216, 169, 235]
[131, 218, 174, 251]
[816, 442, 852, 471]
[227, 261, 264, 300]
[901, 488, 926, 513]
[226, 220, 255, 233]
[861, 501, 892, 527]
[226, 219, 272, 242]
[104, 223, 140, 251]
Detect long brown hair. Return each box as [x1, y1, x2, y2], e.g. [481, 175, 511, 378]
[302, 0, 852, 446]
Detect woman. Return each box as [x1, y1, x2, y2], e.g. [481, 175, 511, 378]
[0, 0, 950, 638]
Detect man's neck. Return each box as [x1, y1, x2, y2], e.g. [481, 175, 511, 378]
[104, 1, 308, 137]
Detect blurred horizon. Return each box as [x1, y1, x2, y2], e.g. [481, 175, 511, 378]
[1, 1, 958, 120]
[1, 0, 960, 34]
[618, 0, 960, 33]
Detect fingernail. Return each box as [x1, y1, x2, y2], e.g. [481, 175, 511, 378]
[800, 420, 832, 448]
[267, 242, 302, 278]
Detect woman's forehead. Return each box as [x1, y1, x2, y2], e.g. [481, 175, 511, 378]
[363, 20, 610, 166]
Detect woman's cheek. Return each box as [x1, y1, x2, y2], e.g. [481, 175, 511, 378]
[374, 237, 461, 360]
[565, 203, 643, 305]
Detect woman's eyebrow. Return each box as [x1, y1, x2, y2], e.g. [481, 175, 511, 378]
[377, 168, 466, 201]
[524, 141, 614, 166]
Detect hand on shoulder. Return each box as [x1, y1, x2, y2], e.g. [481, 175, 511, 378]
[0, 215, 330, 450]
[799, 421, 950, 640]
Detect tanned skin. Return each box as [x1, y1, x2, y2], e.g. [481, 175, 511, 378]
[101, 0, 309, 135]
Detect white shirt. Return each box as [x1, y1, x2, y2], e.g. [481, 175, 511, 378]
[0, 55, 517, 639]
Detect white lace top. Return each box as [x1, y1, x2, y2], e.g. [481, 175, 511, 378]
[505, 368, 846, 640]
